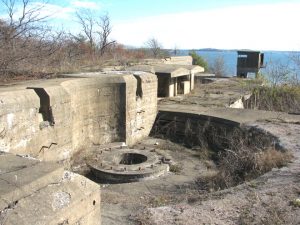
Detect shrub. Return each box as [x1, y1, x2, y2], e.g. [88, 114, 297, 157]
[197, 146, 292, 191]
[244, 85, 300, 113]
[189, 51, 208, 72]
[209, 56, 227, 77]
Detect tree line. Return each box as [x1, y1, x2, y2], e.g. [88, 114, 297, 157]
[0, 0, 166, 81]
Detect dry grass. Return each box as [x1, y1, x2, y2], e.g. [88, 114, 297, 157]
[238, 188, 300, 225]
[245, 85, 300, 114]
[169, 164, 183, 174]
[196, 147, 292, 191]
[256, 148, 292, 172]
[147, 195, 173, 208]
[239, 200, 289, 225]
[152, 111, 292, 191]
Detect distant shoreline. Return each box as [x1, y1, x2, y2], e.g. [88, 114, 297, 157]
[168, 48, 300, 54]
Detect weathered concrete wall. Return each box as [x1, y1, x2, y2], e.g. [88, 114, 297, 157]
[125, 73, 158, 145]
[151, 110, 241, 149]
[0, 73, 157, 162]
[0, 86, 73, 161]
[151, 110, 280, 151]
[61, 77, 127, 154]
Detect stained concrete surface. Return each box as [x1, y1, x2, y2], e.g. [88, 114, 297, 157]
[0, 153, 101, 225]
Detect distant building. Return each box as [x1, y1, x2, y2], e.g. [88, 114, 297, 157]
[237, 51, 265, 78]
[127, 64, 204, 97]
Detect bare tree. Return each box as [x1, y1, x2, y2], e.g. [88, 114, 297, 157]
[209, 56, 226, 77]
[1, 0, 49, 38]
[0, 0, 61, 77]
[75, 10, 115, 56]
[145, 38, 162, 58]
[265, 60, 291, 86]
[97, 13, 115, 56]
[76, 10, 95, 52]
[289, 52, 300, 84]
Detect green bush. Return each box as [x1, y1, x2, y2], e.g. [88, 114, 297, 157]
[189, 51, 208, 72]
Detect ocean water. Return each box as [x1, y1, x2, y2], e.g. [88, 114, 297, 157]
[177, 50, 300, 78]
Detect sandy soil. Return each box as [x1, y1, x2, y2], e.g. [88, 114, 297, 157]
[140, 122, 300, 225]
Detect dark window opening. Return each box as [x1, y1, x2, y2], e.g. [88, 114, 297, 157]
[260, 53, 265, 67]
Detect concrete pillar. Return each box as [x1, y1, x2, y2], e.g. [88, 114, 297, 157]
[190, 72, 195, 90]
[168, 78, 176, 97]
[174, 77, 178, 96]
[183, 81, 190, 94]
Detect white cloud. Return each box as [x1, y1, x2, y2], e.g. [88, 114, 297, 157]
[0, 1, 102, 22]
[0, 2, 76, 21]
[35, 3, 76, 20]
[71, 0, 101, 10]
[112, 2, 300, 51]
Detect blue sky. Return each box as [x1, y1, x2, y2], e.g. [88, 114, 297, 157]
[1, 0, 300, 50]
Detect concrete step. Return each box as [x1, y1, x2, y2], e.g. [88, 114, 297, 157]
[0, 153, 101, 225]
[0, 153, 64, 210]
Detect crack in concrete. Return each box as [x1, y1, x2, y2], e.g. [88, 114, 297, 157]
[0, 162, 39, 175]
[0, 181, 61, 212]
[0, 128, 6, 138]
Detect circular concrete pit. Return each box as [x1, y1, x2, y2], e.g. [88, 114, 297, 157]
[87, 146, 170, 183]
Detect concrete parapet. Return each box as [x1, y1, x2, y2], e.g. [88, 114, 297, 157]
[0, 72, 157, 162]
[162, 56, 193, 65]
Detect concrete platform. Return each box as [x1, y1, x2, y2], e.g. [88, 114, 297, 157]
[0, 153, 101, 225]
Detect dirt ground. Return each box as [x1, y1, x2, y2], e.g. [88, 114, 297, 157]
[73, 138, 216, 225]
[139, 122, 300, 225]
[93, 122, 300, 225]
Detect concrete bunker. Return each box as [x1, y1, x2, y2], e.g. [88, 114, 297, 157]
[127, 64, 201, 97]
[1, 71, 296, 225]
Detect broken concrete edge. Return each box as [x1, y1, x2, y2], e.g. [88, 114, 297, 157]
[0, 153, 101, 225]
